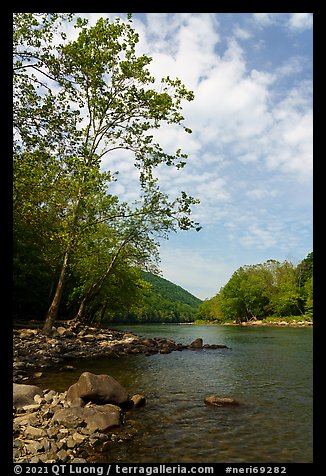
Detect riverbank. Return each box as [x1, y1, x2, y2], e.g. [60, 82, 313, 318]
[13, 324, 229, 463]
[195, 318, 313, 327]
[13, 324, 228, 383]
[13, 323, 312, 463]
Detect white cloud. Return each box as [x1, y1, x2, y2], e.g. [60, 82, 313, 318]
[287, 13, 313, 31]
[240, 224, 278, 249]
[233, 25, 252, 40]
[252, 13, 277, 27]
[246, 188, 279, 200]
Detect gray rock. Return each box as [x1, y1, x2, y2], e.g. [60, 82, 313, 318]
[13, 383, 44, 408]
[66, 371, 129, 407]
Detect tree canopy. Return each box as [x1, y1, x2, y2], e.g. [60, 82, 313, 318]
[13, 13, 200, 332]
[197, 253, 313, 323]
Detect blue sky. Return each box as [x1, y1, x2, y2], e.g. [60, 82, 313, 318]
[74, 13, 313, 299]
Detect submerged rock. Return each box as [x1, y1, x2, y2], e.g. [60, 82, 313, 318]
[204, 396, 240, 407]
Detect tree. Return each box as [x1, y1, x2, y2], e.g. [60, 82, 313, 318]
[13, 13, 199, 333]
[267, 261, 304, 316]
[196, 295, 225, 322]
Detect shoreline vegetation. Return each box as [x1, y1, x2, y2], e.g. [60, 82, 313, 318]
[194, 316, 313, 327]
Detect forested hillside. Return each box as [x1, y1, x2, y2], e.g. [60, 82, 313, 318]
[197, 253, 313, 323]
[110, 272, 202, 323]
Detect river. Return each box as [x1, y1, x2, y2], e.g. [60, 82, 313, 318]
[34, 324, 313, 463]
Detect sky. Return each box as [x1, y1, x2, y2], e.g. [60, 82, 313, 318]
[72, 12, 313, 300]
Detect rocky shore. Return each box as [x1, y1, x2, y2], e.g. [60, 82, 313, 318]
[13, 324, 229, 463]
[13, 325, 227, 383]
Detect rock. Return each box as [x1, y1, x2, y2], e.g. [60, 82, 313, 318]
[32, 372, 43, 378]
[72, 432, 86, 444]
[34, 395, 46, 404]
[19, 329, 38, 338]
[131, 394, 146, 408]
[21, 404, 41, 412]
[52, 407, 85, 428]
[204, 395, 240, 407]
[66, 371, 129, 407]
[203, 344, 228, 349]
[25, 440, 44, 454]
[44, 390, 57, 403]
[53, 403, 123, 433]
[57, 448, 69, 463]
[82, 404, 123, 432]
[142, 338, 156, 347]
[14, 412, 39, 426]
[13, 383, 44, 408]
[160, 347, 172, 354]
[25, 425, 46, 438]
[189, 338, 203, 349]
[56, 327, 75, 338]
[60, 365, 76, 371]
[71, 458, 88, 463]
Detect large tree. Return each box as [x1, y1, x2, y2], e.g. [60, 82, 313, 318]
[13, 13, 199, 333]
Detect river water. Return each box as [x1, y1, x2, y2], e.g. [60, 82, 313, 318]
[34, 324, 313, 463]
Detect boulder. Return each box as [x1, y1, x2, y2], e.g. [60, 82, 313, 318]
[52, 407, 85, 428]
[131, 394, 146, 408]
[13, 383, 44, 408]
[189, 338, 203, 349]
[66, 371, 129, 407]
[82, 404, 123, 432]
[52, 404, 123, 432]
[204, 395, 240, 407]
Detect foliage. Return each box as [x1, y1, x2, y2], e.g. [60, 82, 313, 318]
[110, 272, 202, 323]
[13, 13, 200, 329]
[198, 253, 313, 323]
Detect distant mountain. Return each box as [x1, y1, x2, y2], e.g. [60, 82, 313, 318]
[142, 271, 202, 308]
[111, 271, 202, 323]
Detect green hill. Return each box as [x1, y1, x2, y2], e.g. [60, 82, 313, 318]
[111, 272, 202, 323]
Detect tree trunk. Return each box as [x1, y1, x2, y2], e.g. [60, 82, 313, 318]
[98, 298, 109, 326]
[42, 248, 70, 335]
[73, 237, 130, 323]
[74, 295, 87, 323]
